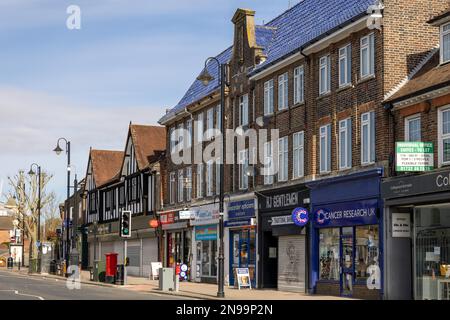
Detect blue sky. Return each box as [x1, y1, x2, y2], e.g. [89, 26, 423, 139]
[0, 0, 297, 202]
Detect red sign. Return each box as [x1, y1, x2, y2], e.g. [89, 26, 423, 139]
[160, 212, 175, 225]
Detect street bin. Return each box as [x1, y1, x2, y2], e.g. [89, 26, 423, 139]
[115, 264, 124, 285]
[7, 257, 13, 269]
[49, 260, 57, 275]
[159, 267, 175, 291]
[92, 260, 106, 282]
[105, 253, 118, 284]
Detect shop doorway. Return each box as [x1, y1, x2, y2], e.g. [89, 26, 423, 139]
[196, 240, 217, 282]
[341, 227, 354, 296]
[229, 229, 256, 287]
[261, 231, 278, 288]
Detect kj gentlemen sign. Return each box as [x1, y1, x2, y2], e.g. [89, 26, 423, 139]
[259, 187, 308, 211]
[314, 199, 378, 227]
[396, 142, 434, 172]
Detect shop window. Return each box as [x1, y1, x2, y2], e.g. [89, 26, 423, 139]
[355, 225, 379, 281]
[319, 228, 340, 280]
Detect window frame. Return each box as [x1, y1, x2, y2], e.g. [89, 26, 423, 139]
[186, 166, 192, 202]
[339, 43, 352, 87]
[196, 112, 204, 143]
[206, 160, 214, 197]
[196, 163, 204, 199]
[278, 72, 289, 110]
[186, 119, 192, 148]
[361, 111, 375, 165]
[264, 79, 274, 116]
[319, 54, 331, 95]
[177, 169, 184, 203]
[360, 33, 375, 79]
[441, 22, 450, 64]
[405, 114, 421, 142]
[263, 141, 274, 185]
[294, 66, 305, 104]
[169, 172, 176, 204]
[338, 118, 352, 170]
[239, 149, 249, 190]
[320, 124, 331, 173]
[438, 105, 450, 167]
[292, 131, 304, 179]
[278, 136, 289, 182]
[239, 94, 249, 126]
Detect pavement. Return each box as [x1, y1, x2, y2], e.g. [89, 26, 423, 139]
[1, 266, 352, 300]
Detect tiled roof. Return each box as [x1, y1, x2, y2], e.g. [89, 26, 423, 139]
[90, 149, 124, 188]
[160, 0, 376, 123]
[386, 52, 450, 103]
[129, 124, 166, 170]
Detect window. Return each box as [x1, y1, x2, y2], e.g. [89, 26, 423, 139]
[196, 112, 204, 143]
[405, 115, 421, 142]
[215, 160, 220, 196]
[186, 119, 192, 148]
[177, 169, 184, 203]
[118, 185, 125, 207]
[361, 111, 375, 164]
[186, 167, 192, 202]
[293, 131, 304, 179]
[320, 124, 331, 173]
[441, 22, 450, 64]
[319, 228, 340, 280]
[239, 149, 249, 190]
[360, 33, 375, 78]
[215, 105, 221, 132]
[206, 161, 214, 196]
[196, 163, 203, 198]
[177, 123, 184, 151]
[355, 225, 379, 281]
[169, 172, 176, 204]
[294, 66, 305, 104]
[239, 94, 249, 126]
[278, 136, 288, 182]
[339, 118, 352, 170]
[169, 127, 175, 153]
[319, 55, 331, 95]
[263, 141, 274, 185]
[206, 108, 214, 139]
[264, 79, 274, 115]
[278, 72, 288, 110]
[339, 44, 352, 87]
[438, 106, 450, 166]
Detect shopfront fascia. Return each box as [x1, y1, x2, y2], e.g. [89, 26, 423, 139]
[257, 185, 310, 292]
[225, 198, 257, 288]
[308, 168, 384, 300]
[382, 168, 450, 300]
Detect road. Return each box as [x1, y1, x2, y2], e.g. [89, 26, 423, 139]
[0, 270, 190, 300]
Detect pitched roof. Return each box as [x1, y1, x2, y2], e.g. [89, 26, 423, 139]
[427, 8, 450, 25]
[129, 124, 166, 170]
[90, 149, 124, 188]
[385, 52, 450, 103]
[159, 0, 376, 123]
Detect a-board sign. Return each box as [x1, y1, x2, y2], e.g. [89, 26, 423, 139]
[235, 268, 252, 290]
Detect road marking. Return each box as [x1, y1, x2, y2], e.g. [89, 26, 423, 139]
[0, 289, 44, 300]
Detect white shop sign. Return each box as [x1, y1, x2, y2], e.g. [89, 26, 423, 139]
[270, 215, 294, 226]
[392, 213, 411, 238]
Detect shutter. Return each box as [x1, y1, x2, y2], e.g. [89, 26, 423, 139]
[100, 242, 115, 262]
[327, 125, 332, 171]
[278, 235, 306, 292]
[127, 245, 141, 268]
[370, 112, 376, 162]
[347, 118, 352, 167]
[142, 238, 158, 277]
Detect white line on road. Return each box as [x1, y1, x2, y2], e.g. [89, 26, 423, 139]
[0, 289, 44, 300]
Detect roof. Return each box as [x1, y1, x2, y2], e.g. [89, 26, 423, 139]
[90, 149, 124, 188]
[129, 124, 166, 170]
[159, 0, 376, 123]
[386, 52, 450, 103]
[427, 8, 450, 25]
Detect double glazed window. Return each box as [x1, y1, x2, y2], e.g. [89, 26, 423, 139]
[438, 106, 450, 166]
[186, 119, 192, 148]
[239, 149, 249, 190]
[319, 55, 331, 95]
[405, 114, 421, 142]
[177, 169, 184, 203]
[278, 73, 288, 110]
[339, 44, 352, 87]
[320, 124, 331, 173]
[294, 66, 304, 104]
[293, 131, 304, 179]
[206, 108, 214, 139]
[186, 167, 192, 202]
[339, 118, 352, 170]
[239, 94, 249, 126]
[361, 111, 375, 165]
[441, 23, 450, 64]
[206, 161, 214, 196]
[360, 33, 375, 79]
[169, 172, 176, 204]
[196, 112, 204, 143]
[196, 163, 203, 198]
[263, 141, 274, 185]
[264, 79, 274, 115]
[278, 136, 288, 182]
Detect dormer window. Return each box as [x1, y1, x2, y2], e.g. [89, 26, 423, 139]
[441, 22, 450, 64]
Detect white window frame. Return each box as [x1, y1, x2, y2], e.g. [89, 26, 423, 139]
[239, 149, 249, 190]
[206, 108, 214, 139]
[338, 118, 352, 170]
[215, 105, 221, 132]
[196, 163, 203, 199]
[360, 33, 375, 79]
[264, 79, 274, 115]
[186, 119, 192, 148]
[320, 124, 331, 173]
[405, 114, 421, 142]
[293, 131, 304, 179]
[441, 22, 450, 64]
[319, 55, 331, 95]
[278, 72, 289, 110]
[186, 167, 192, 202]
[177, 169, 184, 203]
[438, 105, 450, 166]
[215, 159, 220, 196]
[278, 136, 288, 182]
[294, 66, 304, 104]
[169, 172, 176, 204]
[361, 111, 375, 165]
[196, 112, 204, 143]
[239, 94, 249, 126]
[339, 44, 352, 87]
[263, 141, 274, 185]
[169, 127, 175, 153]
[206, 160, 214, 196]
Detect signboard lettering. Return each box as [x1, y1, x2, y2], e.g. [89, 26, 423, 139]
[392, 213, 411, 238]
[271, 215, 294, 226]
[396, 142, 434, 172]
[314, 200, 378, 227]
[235, 268, 252, 290]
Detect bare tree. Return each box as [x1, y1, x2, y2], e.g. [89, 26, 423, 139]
[5, 170, 56, 262]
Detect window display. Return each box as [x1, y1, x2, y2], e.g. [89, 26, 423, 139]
[319, 228, 340, 280]
[355, 225, 379, 280]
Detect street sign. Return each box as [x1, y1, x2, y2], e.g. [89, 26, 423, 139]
[396, 142, 434, 172]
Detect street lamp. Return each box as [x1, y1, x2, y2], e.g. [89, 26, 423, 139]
[53, 137, 71, 266]
[28, 163, 42, 273]
[197, 57, 229, 298]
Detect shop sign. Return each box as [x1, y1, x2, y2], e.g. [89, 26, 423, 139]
[259, 187, 308, 211]
[313, 199, 378, 227]
[195, 224, 217, 241]
[193, 204, 220, 222]
[160, 212, 175, 225]
[228, 200, 255, 219]
[179, 211, 195, 220]
[392, 213, 411, 238]
[270, 215, 294, 226]
[291, 207, 309, 227]
[396, 142, 434, 172]
[224, 218, 252, 228]
[235, 268, 252, 290]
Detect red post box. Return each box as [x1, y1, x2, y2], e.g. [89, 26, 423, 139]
[105, 253, 118, 277]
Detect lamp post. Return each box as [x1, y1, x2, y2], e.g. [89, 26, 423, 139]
[53, 137, 71, 266]
[197, 57, 229, 298]
[28, 163, 41, 273]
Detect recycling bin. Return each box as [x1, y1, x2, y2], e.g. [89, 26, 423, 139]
[7, 257, 13, 269]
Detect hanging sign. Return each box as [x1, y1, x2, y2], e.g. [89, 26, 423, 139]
[291, 207, 309, 227]
[235, 268, 252, 290]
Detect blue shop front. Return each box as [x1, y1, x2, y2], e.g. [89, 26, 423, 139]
[308, 168, 384, 300]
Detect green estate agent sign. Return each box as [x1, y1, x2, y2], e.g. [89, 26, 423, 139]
[396, 142, 434, 172]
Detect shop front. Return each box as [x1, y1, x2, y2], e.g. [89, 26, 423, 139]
[258, 185, 310, 293]
[225, 199, 257, 288]
[191, 203, 220, 284]
[382, 168, 450, 300]
[160, 211, 192, 278]
[308, 169, 383, 300]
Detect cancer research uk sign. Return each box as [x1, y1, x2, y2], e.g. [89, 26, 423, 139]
[314, 200, 378, 227]
[396, 142, 434, 172]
